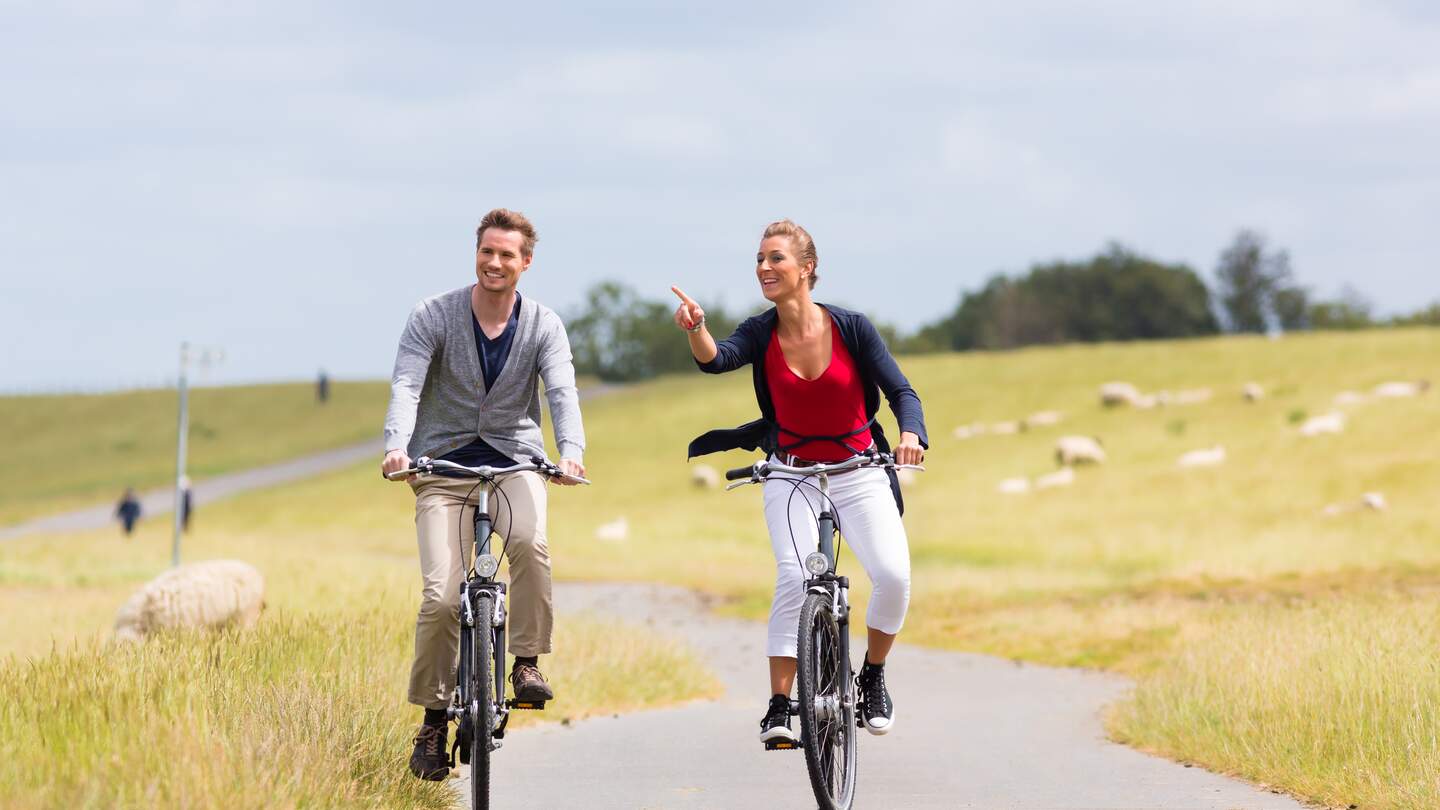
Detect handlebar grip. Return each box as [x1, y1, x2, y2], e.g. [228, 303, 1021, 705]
[725, 466, 753, 481]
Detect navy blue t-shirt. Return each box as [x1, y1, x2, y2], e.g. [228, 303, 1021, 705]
[440, 294, 522, 469]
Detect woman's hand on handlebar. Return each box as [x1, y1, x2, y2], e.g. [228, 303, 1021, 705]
[555, 458, 586, 486]
[382, 449, 414, 482]
[894, 432, 925, 466]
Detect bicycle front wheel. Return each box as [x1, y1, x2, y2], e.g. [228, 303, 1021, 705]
[797, 591, 857, 810]
[470, 591, 496, 810]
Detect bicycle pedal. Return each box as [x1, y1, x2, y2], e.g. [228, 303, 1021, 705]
[506, 699, 547, 710]
[764, 739, 802, 751]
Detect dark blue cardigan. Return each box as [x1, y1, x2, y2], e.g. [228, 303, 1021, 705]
[686, 304, 928, 513]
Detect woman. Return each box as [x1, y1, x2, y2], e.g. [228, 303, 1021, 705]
[672, 219, 928, 744]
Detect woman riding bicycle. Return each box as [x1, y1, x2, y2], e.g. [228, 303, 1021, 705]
[671, 219, 928, 744]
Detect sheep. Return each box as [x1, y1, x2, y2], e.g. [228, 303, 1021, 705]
[1242, 383, 1265, 402]
[1023, 410, 1064, 429]
[1298, 412, 1346, 437]
[1177, 446, 1226, 468]
[1332, 390, 1368, 407]
[990, 420, 1021, 435]
[952, 423, 986, 440]
[1099, 382, 1141, 408]
[996, 477, 1031, 495]
[594, 517, 629, 542]
[1034, 467, 1075, 490]
[1055, 435, 1106, 466]
[113, 559, 264, 642]
[1372, 380, 1431, 399]
[690, 464, 719, 489]
[1173, 388, 1213, 405]
[1321, 492, 1388, 517]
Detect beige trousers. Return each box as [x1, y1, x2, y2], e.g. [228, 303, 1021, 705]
[407, 472, 552, 710]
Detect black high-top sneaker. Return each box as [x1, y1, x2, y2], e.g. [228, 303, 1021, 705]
[857, 660, 894, 735]
[758, 694, 797, 743]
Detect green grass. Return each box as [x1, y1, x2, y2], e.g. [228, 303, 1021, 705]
[0, 382, 388, 526]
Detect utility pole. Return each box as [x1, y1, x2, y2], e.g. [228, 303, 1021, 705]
[171, 342, 191, 567]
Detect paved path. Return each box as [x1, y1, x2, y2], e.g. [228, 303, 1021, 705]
[0, 440, 383, 541]
[460, 582, 1308, 810]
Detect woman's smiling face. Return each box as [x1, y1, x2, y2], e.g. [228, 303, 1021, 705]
[756, 236, 812, 301]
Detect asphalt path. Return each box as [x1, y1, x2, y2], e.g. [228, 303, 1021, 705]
[461, 582, 1309, 810]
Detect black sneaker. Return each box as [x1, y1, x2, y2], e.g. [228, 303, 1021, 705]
[408, 723, 449, 781]
[510, 661, 555, 702]
[758, 694, 797, 743]
[857, 662, 894, 735]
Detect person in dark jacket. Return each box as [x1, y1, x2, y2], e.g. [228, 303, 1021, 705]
[672, 218, 928, 745]
[116, 487, 141, 536]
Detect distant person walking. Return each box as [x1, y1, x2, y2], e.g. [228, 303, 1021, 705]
[178, 476, 193, 532]
[382, 207, 587, 781]
[116, 488, 141, 536]
[316, 369, 330, 404]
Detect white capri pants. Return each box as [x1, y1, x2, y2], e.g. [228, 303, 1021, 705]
[762, 463, 912, 658]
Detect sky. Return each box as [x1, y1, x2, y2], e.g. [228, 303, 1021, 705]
[2, 0, 1438, 390]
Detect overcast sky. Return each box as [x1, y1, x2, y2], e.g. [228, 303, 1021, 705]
[3, 0, 1437, 390]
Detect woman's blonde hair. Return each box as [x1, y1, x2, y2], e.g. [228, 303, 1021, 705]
[762, 219, 819, 289]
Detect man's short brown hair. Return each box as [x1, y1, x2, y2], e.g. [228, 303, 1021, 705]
[476, 208, 538, 257]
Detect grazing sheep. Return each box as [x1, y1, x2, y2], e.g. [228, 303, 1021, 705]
[990, 420, 1021, 435]
[1055, 435, 1106, 466]
[1332, 390, 1368, 407]
[952, 422, 986, 440]
[113, 559, 264, 642]
[996, 477, 1031, 495]
[594, 517, 629, 542]
[1177, 446, 1226, 468]
[1034, 467, 1075, 490]
[1023, 410, 1064, 429]
[1298, 412, 1346, 437]
[1099, 382, 1141, 408]
[690, 464, 719, 489]
[1321, 492, 1389, 517]
[1242, 383, 1265, 402]
[1132, 394, 1161, 410]
[1372, 380, 1431, 398]
[1173, 388, 1213, 405]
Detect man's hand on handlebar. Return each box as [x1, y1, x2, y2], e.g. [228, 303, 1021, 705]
[555, 458, 586, 486]
[382, 449, 414, 482]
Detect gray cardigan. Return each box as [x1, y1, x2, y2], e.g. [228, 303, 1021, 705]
[384, 286, 585, 464]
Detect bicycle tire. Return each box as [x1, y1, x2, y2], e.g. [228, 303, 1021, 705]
[797, 591, 857, 810]
[470, 591, 495, 810]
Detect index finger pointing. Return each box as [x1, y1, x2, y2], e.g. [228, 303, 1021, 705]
[670, 285, 697, 306]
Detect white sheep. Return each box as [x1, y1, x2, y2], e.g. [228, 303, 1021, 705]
[113, 559, 265, 642]
[690, 464, 720, 489]
[1332, 390, 1368, 407]
[1242, 382, 1265, 402]
[952, 422, 986, 440]
[1099, 382, 1141, 408]
[1173, 388, 1213, 405]
[996, 477, 1031, 495]
[1298, 412, 1346, 437]
[1321, 492, 1388, 517]
[1023, 410, 1064, 429]
[594, 517, 629, 542]
[1033, 467, 1075, 490]
[1177, 446, 1226, 468]
[1372, 380, 1431, 398]
[990, 420, 1021, 435]
[1055, 435, 1106, 466]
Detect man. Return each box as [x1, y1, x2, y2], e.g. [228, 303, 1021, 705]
[382, 208, 586, 781]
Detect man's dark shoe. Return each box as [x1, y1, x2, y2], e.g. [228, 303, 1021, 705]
[857, 662, 894, 735]
[758, 694, 797, 743]
[510, 661, 555, 702]
[409, 723, 449, 781]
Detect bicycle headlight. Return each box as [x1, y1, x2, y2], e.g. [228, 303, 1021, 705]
[804, 552, 830, 577]
[476, 554, 500, 578]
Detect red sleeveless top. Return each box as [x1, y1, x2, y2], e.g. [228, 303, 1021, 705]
[764, 320, 871, 462]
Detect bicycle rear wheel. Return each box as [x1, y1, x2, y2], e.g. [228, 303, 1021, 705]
[797, 591, 857, 810]
[470, 591, 495, 810]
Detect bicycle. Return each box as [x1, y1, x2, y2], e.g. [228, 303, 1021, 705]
[386, 455, 589, 810]
[723, 449, 922, 810]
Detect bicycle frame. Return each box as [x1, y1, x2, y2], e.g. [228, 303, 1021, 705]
[452, 485, 512, 748]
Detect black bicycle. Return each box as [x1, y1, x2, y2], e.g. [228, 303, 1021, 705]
[724, 450, 921, 810]
[387, 456, 588, 810]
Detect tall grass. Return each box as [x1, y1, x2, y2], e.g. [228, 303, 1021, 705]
[0, 605, 716, 809]
[1110, 596, 1440, 809]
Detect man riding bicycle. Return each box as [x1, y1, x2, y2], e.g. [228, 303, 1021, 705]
[382, 208, 586, 781]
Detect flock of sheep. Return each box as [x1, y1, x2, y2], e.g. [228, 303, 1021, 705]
[962, 377, 1430, 509]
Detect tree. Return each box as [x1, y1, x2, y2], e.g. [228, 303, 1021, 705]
[1308, 286, 1375, 331]
[1213, 230, 1305, 333]
[566, 282, 737, 382]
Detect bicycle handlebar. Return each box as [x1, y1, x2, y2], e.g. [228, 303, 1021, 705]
[725, 466, 752, 481]
[385, 456, 592, 485]
[723, 451, 924, 490]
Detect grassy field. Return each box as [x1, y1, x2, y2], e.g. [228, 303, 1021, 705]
[4, 328, 1436, 807]
[0, 460, 719, 808]
[0, 382, 388, 526]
